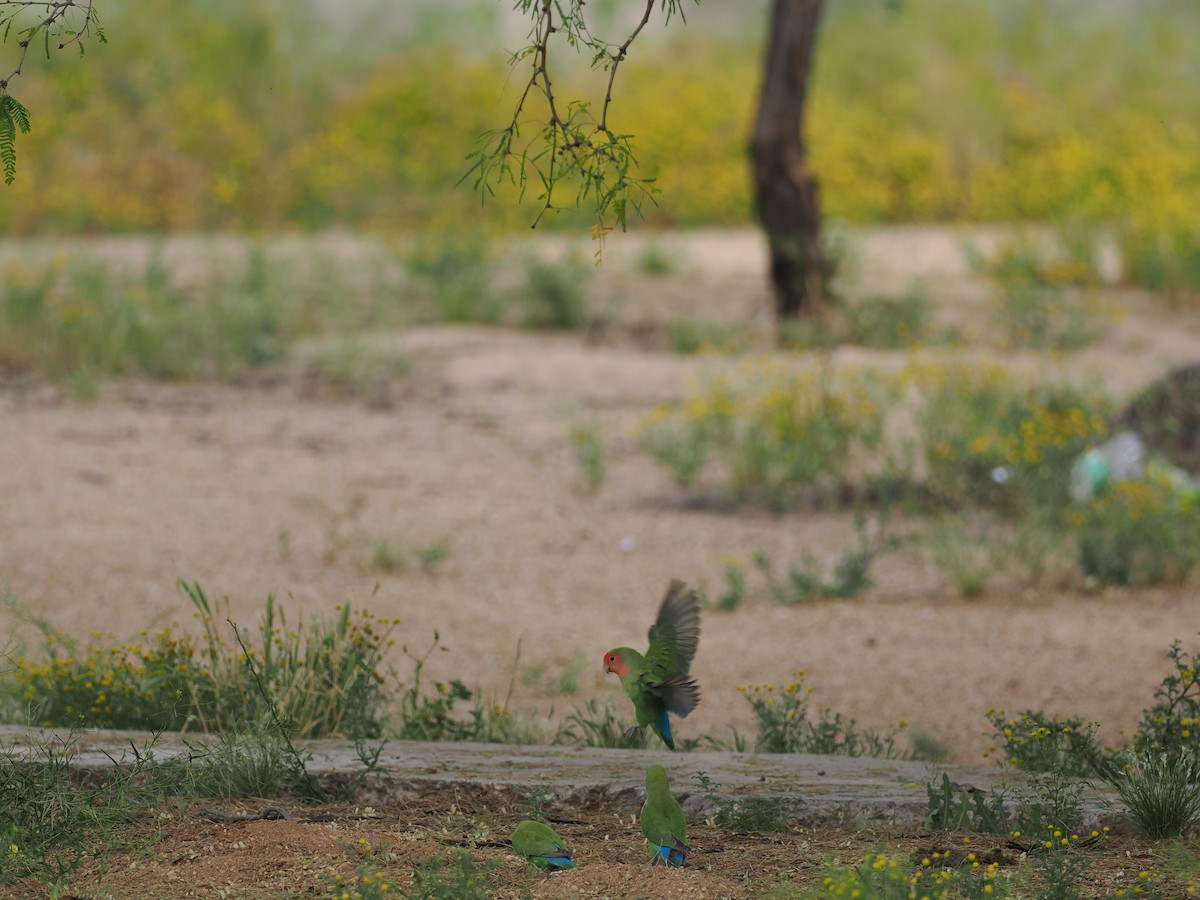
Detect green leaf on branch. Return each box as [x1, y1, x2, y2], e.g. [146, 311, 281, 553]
[0, 93, 30, 185]
[469, 0, 696, 248]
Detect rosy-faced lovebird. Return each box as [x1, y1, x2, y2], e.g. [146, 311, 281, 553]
[640, 765, 688, 866]
[511, 819, 576, 870]
[602, 578, 701, 750]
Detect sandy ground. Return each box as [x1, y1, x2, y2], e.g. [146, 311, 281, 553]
[36, 793, 1176, 899]
[28, 796, 1171, 900]
[2, 227, 1200, 763]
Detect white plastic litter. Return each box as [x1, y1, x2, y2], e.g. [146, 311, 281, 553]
[1069, 431, 1147, 501]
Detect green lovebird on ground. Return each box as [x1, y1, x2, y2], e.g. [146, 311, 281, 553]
[603, 578, 701, 750]
[641, 764, 688, 866]
[511, 819, 576, 870]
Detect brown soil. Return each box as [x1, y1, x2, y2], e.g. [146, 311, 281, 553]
[19, 794, 1184, 899]
[3, 226, 1200, 763]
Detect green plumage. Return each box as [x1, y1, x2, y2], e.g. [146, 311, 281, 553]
[511, 820, 575, 870]
[604, 579, 701, 750]
[640, 765, 688, 866]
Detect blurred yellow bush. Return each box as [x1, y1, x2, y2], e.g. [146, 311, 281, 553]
[2, 0, 1198, 297]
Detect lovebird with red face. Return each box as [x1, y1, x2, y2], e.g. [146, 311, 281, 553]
[602, 579, 701, 750]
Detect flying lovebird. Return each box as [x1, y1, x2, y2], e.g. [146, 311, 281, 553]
[641, 764, 688, 866]
[511, 820, 576, 870]
[602, 578, 701, 750]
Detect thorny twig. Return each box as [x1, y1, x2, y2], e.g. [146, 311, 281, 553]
[0, 0, 103, 92]
[466, 0, 694, 241]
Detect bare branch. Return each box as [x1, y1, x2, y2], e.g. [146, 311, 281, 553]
[0, 0, 104, 182]
[467, 0, 698, 241]
[0, 0, 102, 92]
[599, 0, 654, 133]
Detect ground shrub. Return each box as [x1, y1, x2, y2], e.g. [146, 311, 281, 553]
[741, 670, 911, 758]
[1071, 473, 1200, 586]
[3, 583, 398, 740]
[638, 362, 893, 507]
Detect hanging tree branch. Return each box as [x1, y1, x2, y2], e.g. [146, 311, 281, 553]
[465, 0, 696, 251]
[599, 1, 655, 133]
[0, 0, 105, 183]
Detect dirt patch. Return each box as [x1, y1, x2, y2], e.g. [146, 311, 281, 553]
[2, 228, 1200, 765]
[90, 817, 367, 899]
[53, 797, 767, 899]
[26, 796, 1182, 899]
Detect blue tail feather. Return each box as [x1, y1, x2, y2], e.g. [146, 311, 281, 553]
[654, 709, 675, 750]
[654, 842, 687, 866]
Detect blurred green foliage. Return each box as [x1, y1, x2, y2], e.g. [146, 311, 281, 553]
[908, 357, 1113, 514]
[3, 0, 1199, 296]
[1073, 472, 1200, 586]
[637, 363, 893, 507]
[0, 238, 411, 386]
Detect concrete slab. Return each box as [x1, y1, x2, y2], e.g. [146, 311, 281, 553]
[0, 725, 1118, 828]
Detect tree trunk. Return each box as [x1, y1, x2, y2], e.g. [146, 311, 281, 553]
[751, 0, 829, 321]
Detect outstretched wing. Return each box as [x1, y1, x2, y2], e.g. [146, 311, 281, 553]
[645, 579, 701, 676]
[650, 672, 700, 719]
